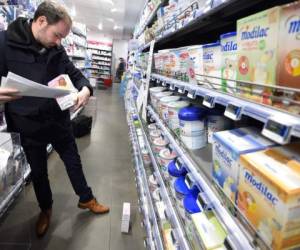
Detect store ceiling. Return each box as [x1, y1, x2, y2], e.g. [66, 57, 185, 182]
[63, 0, 145, 40]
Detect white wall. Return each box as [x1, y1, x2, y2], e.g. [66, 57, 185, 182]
[112, 39, 129, 81]
[87, 32, 113, 45]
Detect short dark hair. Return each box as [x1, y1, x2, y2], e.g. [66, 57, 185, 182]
[33, 1, 72, 25]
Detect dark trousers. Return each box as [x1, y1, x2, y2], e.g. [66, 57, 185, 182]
[6, 112, 94, 211]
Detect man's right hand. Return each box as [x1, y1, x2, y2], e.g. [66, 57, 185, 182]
[0, 88, 21, 103]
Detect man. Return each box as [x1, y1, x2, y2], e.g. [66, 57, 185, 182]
[116, 57, 126, 82]
[0, 1, 109, 238]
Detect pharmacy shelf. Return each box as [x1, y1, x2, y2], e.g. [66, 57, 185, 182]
[151, 73, 300, 143]
[135, 2, 163, 38]
[24, 166, 31, 180]
[147, 106, 254, 250]
[127, 111, 164, 250]
[0, 178, 24, 218]
[139, 0, 295, 50]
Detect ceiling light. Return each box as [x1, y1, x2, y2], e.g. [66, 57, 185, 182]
[98, 23, 103, 30]
[113, 25, 122, 30]
[70, 6, 76, 17]
[111, 8, 122, 13]
[106, 17, 114, 22]
[101, 0, 114, 5]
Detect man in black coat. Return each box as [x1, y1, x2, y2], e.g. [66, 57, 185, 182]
[0, 1, 109, 238]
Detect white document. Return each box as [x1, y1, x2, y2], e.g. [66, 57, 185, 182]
[1, 72, 71, 98]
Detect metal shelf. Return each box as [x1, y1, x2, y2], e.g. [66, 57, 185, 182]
[147, 106, 254, 250]
[151, 73, 300, 142]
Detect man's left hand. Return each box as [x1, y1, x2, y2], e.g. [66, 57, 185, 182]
[74, 86, 90, 110]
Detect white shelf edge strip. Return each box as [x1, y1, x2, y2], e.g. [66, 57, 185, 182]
[147, 106, 254, 250]
[151, 74, 300, 137]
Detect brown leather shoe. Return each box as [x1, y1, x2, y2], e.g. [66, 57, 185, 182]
[36, 209, 52, 238]
[78, 198, 110, 214]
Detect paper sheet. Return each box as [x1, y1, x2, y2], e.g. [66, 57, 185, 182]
[1, 72, 71, 98]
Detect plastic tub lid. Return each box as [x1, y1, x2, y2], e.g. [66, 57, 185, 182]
[168, 159, 188, 177]
[220, 31, 237, 40]
[150, 130, 161, 138]
[160, 96, 181, 104]
[153, 138, 168, 147]
[178, 106, 207, 121]
[183, 194, 202, 214]
[153, 91, 173, 99]
[150, 87, 166, 93]
[148, 123, 157, 130]
[174, 176, 191, 196]
[167, 101, 190, 109]
[202, 41, 221, 49]
[159, 148, 177, 160]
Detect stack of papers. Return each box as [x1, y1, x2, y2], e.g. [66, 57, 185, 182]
[1, 72, 72, 98]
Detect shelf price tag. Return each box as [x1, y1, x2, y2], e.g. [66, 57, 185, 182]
[224, 103, 243, 121]
[187, 89, 196, 99]
[156, 79, 160, 84]
[170, 230, 177, 245]
[169, 84, 175, 91]
[178, 86, 185, 94]
[161, 81, 167, 87]
[203, 95, 215, 108]
[262, 118, 293, 145]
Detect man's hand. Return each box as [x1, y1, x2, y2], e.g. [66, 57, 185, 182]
[0, 88, 21, 104]
[74, 86, 91, 110]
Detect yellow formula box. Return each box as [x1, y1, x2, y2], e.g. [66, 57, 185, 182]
[237, 143, 300, 250]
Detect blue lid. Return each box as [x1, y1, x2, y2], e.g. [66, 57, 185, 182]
[178, 106, 207, 121]
[202, 41, 221, 49]
[168, 160, 187, 177]
[183, 194, 202, 214]
[174, 176, 199, 195]
[220, 32, 237, 40]
[174, 176, 191, 195]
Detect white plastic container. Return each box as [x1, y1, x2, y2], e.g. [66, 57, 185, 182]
[207, 112, 232, 144]
[152, 138, 168, 155]
[159, 96, 181, 120]
[149, 86, 166, 107]
[181, 134, 207, 150]
[149, 174, 158, 193]
[167, 101, 190, 135]
[158, 148, 177, 180]
[152, 91, 173, 111]
[148, 123, 157, 132]
[150, 130, 161, 142]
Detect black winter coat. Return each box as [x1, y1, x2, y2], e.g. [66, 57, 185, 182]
[0, 17, 93, 118]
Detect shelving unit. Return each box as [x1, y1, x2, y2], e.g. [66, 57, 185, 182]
[127, 0, 300, 249]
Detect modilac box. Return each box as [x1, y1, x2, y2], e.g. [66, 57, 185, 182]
[237, 143, 300, 250]
[236, 7, 280, 105]
[278, 1, 300, 89]
[212, 127, 275, 205]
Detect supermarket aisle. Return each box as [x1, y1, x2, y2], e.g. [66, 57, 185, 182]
[0, 84, 145, 250]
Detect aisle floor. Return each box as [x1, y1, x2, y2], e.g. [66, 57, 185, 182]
[0, 85, 145, 250]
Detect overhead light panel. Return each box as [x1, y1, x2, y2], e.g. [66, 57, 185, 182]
[111, 8, 123, 13]
[98, 23, 103, 30]
[113, 25, 122, 30]
[70, 6, 76, 17]
[106, 17, 114, 22]
[101, 0, 114, 5]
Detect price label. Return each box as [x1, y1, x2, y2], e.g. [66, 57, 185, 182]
[262, 118, 292, 144]
[187, 89, 196, 99]
[185, 174, 194, 190]
[169, 84, 175, 91]
[224, 103, 243, 121]
[178, 86, 185, 94]
[203, 95, 215, 108]
[156, 79, 160, 84]
[175, 158, 184, 171]
[161, 81, 167, 87]
[170, 230, 177, 244]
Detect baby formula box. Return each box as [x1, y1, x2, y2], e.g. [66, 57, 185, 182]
[159, 96, 181, 120]
[188, 45, 204, 84]
[203, 42, 222, 89]
[212, 127, 275, 204]
[220, 32, 238, 94]
[237, 7, 280, 105]
[278, 1, 300, 89]
[237, 143, 300, 250]
[191, 211, 227, 250]
[167, 101, 190, 135]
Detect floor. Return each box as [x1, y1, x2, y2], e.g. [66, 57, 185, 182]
[0, 85, 145, 250]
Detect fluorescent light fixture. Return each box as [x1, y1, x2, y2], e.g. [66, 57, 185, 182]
[111, 8, 123, 13]
[106, 17, 114, 22]
[98, 23, 103, 30]
[101, 0, 114, 5]
[113, 25, 122, 30]
[70, 6, 76, 17]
